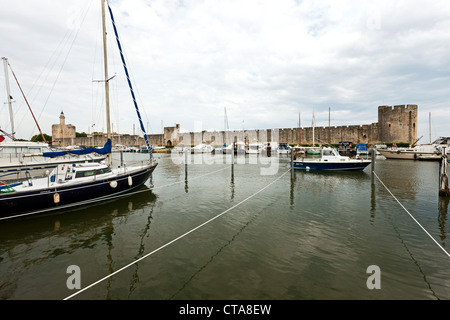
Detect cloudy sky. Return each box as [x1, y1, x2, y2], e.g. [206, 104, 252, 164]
[1, 0, 450, 143]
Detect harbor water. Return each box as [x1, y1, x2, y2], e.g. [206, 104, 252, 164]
[1, 151, 450, 300]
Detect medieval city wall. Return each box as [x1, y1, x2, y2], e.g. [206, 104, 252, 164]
[53, 105, 418, 147]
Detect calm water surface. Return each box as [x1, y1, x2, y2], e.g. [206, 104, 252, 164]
[1, 152, 450, 300]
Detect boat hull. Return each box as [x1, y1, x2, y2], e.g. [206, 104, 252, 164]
[0, 163, 157, 220]
[377, 149, 436, 160]
[293, 160, 371, 171]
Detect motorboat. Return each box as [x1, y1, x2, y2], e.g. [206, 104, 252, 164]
[377, 137, 450, 160]
[277, 143, 291, 155]
[356, 143, 369, 157]
[293, 147, 371, 171]
[192, 144, 214, 153]
[247, 142, 264, 154]
[171, 144, 190, 153]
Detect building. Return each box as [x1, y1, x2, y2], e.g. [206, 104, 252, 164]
[51, 111, 76, 146]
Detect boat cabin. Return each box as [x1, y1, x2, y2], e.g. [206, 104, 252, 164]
[50, 163, 112, 183]
[0, 141, 51, 159]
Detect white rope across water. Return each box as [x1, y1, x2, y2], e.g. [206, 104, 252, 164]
[0, 166, 230, 221]
[64, 168, 292, 300]
[373, 171, 450, 259]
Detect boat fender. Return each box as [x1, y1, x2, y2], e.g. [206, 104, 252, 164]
[110, 181, 118, 188]
[128, 176, 133, 186]
[54, 192, 60, 204]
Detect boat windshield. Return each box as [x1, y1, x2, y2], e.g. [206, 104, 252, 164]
[75, 167, 112, 178]
[322, 149, 337, 157]
[432, 137, 450, 145]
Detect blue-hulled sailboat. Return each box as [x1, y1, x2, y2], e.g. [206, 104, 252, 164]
[0, 0, 157, 220]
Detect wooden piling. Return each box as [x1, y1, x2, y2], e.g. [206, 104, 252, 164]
[291, 148, 294, 178]
[371, 148, 375, 185]
[231, 142, 234, 176]
[439, 147, 450, 196]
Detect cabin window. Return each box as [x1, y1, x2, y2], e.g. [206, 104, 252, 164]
[75, 168, 111, 178]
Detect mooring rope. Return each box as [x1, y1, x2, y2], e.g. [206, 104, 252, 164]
[63, 168, 291, 300]
[372, 171, 450, 259]
[0, 165, 230, 221]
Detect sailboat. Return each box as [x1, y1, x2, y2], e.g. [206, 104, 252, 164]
[0, 57, 106, 182]
[0, 0, 157, 220]
[306, 111, 320, 155]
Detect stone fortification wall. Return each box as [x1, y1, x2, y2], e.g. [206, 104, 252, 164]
[175, 105, 417, 146]
[54, 105, 417, 147]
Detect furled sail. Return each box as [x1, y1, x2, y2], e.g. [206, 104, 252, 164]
[43, 139, 111, 158]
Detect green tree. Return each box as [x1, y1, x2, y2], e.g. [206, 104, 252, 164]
[31, 133, 52, 142]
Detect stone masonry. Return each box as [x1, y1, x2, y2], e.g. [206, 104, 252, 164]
[53, 105, 418, 147]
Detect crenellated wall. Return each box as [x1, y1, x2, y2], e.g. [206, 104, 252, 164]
[176, 105, 417, 146]
[53, 105, 418, 147]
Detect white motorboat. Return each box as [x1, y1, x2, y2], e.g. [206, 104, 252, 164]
[293, 147, 371, 171]
[377, 137, 450, 160]
[247, 142, 264, 154]
[192, 144, 214, 153]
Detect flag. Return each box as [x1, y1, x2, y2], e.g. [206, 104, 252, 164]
[0, 136, 5, 142]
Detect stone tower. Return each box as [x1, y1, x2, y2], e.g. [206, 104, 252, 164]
[378, 105, 418, 145]
[52, 111, 76, 146]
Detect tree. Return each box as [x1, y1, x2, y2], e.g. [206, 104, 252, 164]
[31, 133, 52, 142]
[76, 132, 87, 137]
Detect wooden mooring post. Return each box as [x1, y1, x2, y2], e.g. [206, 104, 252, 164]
[231, 142, 234, 176]
[370, 148, 376, 185]
[439, 147, 450, 196]
[291, 148, 294, 179]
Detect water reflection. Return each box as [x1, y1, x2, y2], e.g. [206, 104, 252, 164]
[370, 184, 376, 223]
[0, 186, 157, 299]
[230, 170, 235, 201]
[438, 196, 449, 246]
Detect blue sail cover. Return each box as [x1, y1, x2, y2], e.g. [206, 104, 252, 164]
[43, 139, 112, 158]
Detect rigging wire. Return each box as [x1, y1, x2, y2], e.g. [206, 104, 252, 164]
[26, 1, 94, 139]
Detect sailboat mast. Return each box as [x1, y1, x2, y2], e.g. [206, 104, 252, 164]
[429, 112, 431, 144]
[2, 57, 15, 140]
[101, 0, 112, 166]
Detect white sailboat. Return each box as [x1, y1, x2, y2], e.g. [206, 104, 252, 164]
[306, 111, 320, 155]
[0, 57, 106, 182]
